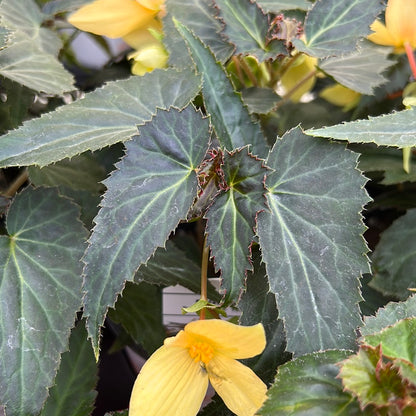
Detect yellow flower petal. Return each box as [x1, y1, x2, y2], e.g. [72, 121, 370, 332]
[68, 0, 157, 39]
[368, 20, 399, 48]
[319, 84, 361, 111]
[128, 44, 168, 75]
[181, 320, 266, 359]
[280, 54, 317, 102]
[129, 344, 209, 416]
[123, 20, 163, 49]
[136, 0, 164, 11]
[207, 354, 268, 416]
[385, 0, 416, 48]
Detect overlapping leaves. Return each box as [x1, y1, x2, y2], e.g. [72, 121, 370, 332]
[0, 68, 200, 167]
[82, 106, 210, 353]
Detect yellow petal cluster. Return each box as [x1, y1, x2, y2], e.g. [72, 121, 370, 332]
[320, 84, 361, 111]
[68, 0, 167, 74]
[129, 319, 268, 416]
[368, 0, 416, 53]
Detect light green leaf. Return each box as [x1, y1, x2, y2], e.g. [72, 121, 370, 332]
[82, 106, 210, 354]
[205, 148, 268, 300]
[293, 0, 383, 58]
[257, 127, 370, 355]
[363, 318, 416, 369]
[0, 0, 74, 93]
[109, 282, 165, 354]
[339, 344, 408, 409]
[307, 107, 416, 148]
[0, 186, 87, 416]
[0, 68, 201, 167]
[259, 350, 364, 415]
[214, 0, 286, 61]
[134, 239, 220, 302]
[42, 0, 95, 14]
[319, 41, 394, 94]
[361, 295, 416, 336]
[256, 0, 311, 13]
[370, 209, 416, 299]
[174, 20, 269, 158]
[164, 0, 234, 67]
[40, 320, 97, 416]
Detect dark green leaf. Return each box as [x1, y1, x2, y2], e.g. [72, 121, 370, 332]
[0, 0, 74, 93]
[241, 87, 280, 114]
[0, 186, 87, 416]
[256, 0, 311, 13]
[319, 41, 394, 94]
[259, 350, 364, 415]
[370, 209, 416, 299]
[0, 68, 201, 167]
[40, 320, 97, 416]
[293, 0, 383, 58]
[205, 148, 268, 300]
[135, 239, 220, 302]
[109, 282, 165, 354]
[83, 106, 210, 354]
[357, 145, 416, 185]
[240, 250, 290, 383]
[174, 20, 269, 158]
[28, 152, 106, 193]
[257, 127, 370, 355]
[307, 107, 416, 148]
[164, 0, 234, 67]
[361, 295, 416, 336]
[214, 0, 286, 61]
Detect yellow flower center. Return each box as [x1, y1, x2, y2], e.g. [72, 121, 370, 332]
[188, 341, 214, 364]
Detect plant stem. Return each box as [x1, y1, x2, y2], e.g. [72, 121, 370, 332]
[3, 169, 28, 197]
[200, 236, 209, 320]
[405, 42, 416, 79]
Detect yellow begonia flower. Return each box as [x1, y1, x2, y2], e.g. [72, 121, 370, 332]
[129, 319, 267, 416]
[279, 53, 318, 102]
[128, 43, 168, 75]
[368, 0, 416, 53]
[320, 84, 361, 111]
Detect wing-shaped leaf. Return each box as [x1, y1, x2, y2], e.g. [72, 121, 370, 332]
[174, 20, 269, 158]
[319, 41, 394, 94]
[257, 127, 370, 355]
[307, 107, 416, 148]
[40, 320, 97, 416]
[361, 295, 416, 336]
[241, 87, 280, 114]
[259, 350, 364, 416]
[83, 106, 210, 354]
[109, 282, 165, 354]
[214, 0, 286, 61]
[256, 0, 311, 13]
[292, 0, 383, 58]
[0, 0, 74, 93]
[0, 68, 201, 167]
[205, 148, 268, 301]
[164, 0, 234, 67]
[0, 186, 87, 416]
[370, 209, 416, 299]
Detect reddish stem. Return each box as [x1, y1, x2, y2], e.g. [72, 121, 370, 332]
[405, 42, 416, 79]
